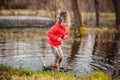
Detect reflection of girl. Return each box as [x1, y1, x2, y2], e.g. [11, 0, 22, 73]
[47, 11, 70, 70]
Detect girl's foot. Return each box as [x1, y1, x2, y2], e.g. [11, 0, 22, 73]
[51, 63, 60, 71]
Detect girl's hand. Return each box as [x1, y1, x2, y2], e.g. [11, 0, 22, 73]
[63, 35, 68, 40]
[57, 37, 63, 41]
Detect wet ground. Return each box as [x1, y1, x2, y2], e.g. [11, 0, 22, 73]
[0, 28, 119, 76]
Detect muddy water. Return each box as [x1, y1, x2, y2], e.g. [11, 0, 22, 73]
[0, 28, 119, 76]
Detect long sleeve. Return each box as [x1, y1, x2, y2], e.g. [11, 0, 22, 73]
[47, 26, 58, 41]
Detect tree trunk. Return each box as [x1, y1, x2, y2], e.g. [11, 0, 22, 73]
[112, 0, 120, 26]
[71, 0, 83, 28]
[94, 0, 100, 26]
[0, 0, 7, 9]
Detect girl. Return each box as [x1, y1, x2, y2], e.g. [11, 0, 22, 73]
[47, 10, 70, 70]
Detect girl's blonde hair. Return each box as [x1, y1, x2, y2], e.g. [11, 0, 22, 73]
[58, 10, 71, 26]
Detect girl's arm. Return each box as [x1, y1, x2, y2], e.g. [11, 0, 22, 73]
[47, 26, 58, 41]
[63, 26, 70, 40]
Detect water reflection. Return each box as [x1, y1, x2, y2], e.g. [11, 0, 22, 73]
[68, 38, 81, 63]
[70, 32, 95, 76]
[92, 28, 120, 77]
[0, 28, 119, 76]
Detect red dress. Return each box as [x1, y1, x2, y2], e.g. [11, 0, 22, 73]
[47, 21, 69, 47]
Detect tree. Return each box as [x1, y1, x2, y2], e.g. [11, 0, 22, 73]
[71, 0, 83, 28]
[94, 0, 100, 26]
[112, 0, 120, 26]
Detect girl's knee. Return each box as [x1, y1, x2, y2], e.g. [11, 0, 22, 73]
[59, 56, 63, 61]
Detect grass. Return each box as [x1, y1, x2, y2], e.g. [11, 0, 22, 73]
[0, 9, 55, 17]
[0, 28, 48, 43]
[70, 25, 119, 43]
[89, 71, 112, 80]
[82, 12, 115, 21]
[72, 25, 119, 35]
[0, 64, 117, 80]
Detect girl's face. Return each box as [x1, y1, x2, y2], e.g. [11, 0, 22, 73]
[61, 19, 69, 27]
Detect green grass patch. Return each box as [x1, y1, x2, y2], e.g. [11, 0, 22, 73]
[88, 71, 112, 80]
[0, 64, 118, 80]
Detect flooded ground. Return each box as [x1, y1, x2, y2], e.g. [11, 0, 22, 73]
[0, 28, 119, 76]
